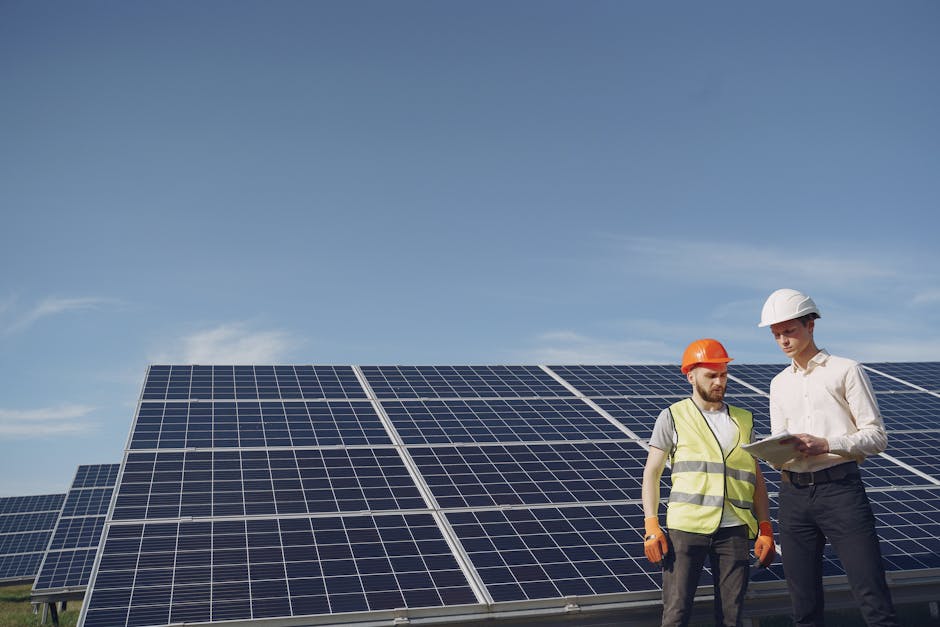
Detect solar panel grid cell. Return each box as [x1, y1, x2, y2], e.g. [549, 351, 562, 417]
[865, 362, 940, 392]
[0, 530, 53, 555]
[871, 488, 940, 571]
[0, 511, 60, 534]
[74, 465, 121, 489]
[876, 392, 940, 431]
[361, 365, 569, 399]
[32, 465, 120, 596]
[61, 488, 114, 518]
[0, 552, 45, 580]
[384, 398, 625, 445]
[48, 516, 106, 550]
[130, 400, 392, 449]
[142, 365, 367, 401]
[0, 494, 65, 516]
[410, 441, 662, 509]
[0, 494, 64, 582]
[447, 503, 659, 602]
[34, 548, 98, 590]
[548, 365, 691, 397]
[876, 432, 940, 479]
[113, 448, 426, 520]
[83, 514, 478, 627]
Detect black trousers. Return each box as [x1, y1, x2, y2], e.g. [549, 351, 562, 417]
[778, 467, 898, 627]
[661, 526, 750, 627]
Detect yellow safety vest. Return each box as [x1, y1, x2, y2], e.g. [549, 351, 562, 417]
[665, 398, 758, 538]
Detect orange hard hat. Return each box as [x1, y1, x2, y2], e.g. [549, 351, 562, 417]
[680, 338, 733, 374]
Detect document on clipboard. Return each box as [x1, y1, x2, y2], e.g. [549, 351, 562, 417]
[741, 431, 799, 466]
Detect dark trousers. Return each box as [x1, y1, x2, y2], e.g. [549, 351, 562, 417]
[661, 526, 749, 627]
[779, 468, 898, 627]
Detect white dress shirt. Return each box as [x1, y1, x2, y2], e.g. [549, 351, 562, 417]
[769, 350, 888, 473]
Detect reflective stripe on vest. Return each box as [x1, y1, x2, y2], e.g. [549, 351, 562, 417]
[665, 398, 758, 537]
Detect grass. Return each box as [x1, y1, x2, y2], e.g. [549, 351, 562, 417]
[0, 585, 80, 627]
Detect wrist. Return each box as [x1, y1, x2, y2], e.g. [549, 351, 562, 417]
[758, 521, 773, 537]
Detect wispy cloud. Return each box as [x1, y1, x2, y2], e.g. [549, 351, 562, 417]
[0, 404, 96, 438]
[610, 236, 896, 290]
[152, 323, 298, 364]
[5, 296, 118, 334]
[911, 289, 940, 306]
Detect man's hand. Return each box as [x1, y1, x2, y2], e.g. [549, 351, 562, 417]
[643, 517, 669, 563]
[754, 521, 776, 567]
[780, 433, 830, 457]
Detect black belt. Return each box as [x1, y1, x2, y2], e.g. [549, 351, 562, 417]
[781, 461, 859, 487]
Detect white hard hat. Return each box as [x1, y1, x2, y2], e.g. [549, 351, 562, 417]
[758, 288, 821, 327]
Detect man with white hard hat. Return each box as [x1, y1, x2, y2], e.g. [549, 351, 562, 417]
[641, 338, 775, 627]
[759, 289, 898, 627]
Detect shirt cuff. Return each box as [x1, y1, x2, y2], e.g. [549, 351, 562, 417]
[827, 435, 849, 455]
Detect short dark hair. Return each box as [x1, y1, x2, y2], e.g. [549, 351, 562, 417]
[798, 313, 819, 326]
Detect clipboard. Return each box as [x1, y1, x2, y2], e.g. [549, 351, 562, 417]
[741, 431, 799, 466]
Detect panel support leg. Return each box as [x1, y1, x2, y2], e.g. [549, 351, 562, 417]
[48, 602, 60, 627]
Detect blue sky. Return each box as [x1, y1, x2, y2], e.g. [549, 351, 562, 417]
[2, 1, 938, 496]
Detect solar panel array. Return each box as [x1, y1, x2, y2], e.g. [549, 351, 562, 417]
[0, 493, 65, 583]
[75, 361, 940, 627]
[31, 464, 119, 600]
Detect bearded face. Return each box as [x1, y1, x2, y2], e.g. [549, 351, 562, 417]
[689, 365, 727, 404]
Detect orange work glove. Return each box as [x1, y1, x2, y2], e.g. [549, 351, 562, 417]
[643, 517, 669, 564]
[754, 521, 776, 567]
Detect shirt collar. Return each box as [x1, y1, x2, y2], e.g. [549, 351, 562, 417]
[791, 349, 829, 373]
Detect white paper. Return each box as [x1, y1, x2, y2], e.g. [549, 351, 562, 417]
[741, 431, 800, 466]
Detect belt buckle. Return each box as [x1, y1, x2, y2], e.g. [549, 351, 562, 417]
[789, 470, 813, 486]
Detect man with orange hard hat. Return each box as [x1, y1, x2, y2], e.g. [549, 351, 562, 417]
[641, 339, 775, 627]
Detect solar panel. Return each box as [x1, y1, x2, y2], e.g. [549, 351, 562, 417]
[112, 448, 426, 520]
[129, 400, 392, 449]
[82, 513, 479, 627]
[74, 464, 121, 488]
[0, 511, 60, 534]
[0, 493, 64, 583]
[0, 494, 65, 515]
[142, 365, 367, 400]
[32, 464, 119, 600]
[546, 365, 691, 397]
[876, 432, 940, 480]
[865, 362, 940, 392]
[868, 488, 940, 571]
[77, 362, 940, 627]
[876, 392, 940, 431]
[409, 441, 662, 509]
[361, 365, 570, 399]
[447, 503, 659, 602]
[383, 398, 627, 444]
